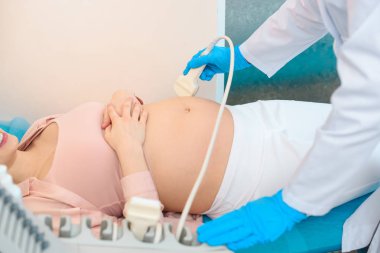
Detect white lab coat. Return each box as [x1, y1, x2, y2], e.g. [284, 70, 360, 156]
[239, 0, 380, 251]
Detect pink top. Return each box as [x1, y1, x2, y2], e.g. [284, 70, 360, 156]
[17, 102, 202, 233]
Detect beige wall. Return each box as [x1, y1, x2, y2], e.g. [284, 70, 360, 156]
[0, 0, 219, 121]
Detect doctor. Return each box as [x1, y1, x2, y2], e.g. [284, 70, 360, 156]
[184, 0, 380, 251]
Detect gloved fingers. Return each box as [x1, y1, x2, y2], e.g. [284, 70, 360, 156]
[183, 49, 206, 75]
[199, 73, 213, 81]
[197, 212, 240, 234]
[197, 213, 242, 242]
[184, 53, 213, 73]
[206, 227, 253, 246]
[199, 68, 215, 81]
[227, 234, 260, 251]
[194, 48, 207, 58]
[183, 66, 191, 76]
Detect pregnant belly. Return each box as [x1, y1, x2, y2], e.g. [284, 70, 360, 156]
[142, 97, 234, 213]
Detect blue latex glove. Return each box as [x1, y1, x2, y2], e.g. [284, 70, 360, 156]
[183, 45, 251, 81]
[197, 190, 307, 251]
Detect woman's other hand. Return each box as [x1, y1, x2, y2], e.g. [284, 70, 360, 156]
[104, 98, 148, 154]
[102, 90, 143, 129]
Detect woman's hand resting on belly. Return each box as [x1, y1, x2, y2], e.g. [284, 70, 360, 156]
[101, 89, 143, 129]
[103, 99, 150, 177]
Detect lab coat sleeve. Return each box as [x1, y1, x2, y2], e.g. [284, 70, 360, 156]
[240, 0, 327, 77]
[283, 3, 380, 216]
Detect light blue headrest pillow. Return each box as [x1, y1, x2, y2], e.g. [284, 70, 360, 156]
[0, 117, 30, 142]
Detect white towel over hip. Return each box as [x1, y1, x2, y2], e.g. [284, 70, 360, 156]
[204, 100, 331, 219]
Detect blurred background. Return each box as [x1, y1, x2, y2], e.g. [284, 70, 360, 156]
[225, 0, 339, 105]
[0, 0, 338, 122]
[0, 0, 219, 121]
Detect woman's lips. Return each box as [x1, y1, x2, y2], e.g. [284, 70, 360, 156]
[0, 132, 8, 148]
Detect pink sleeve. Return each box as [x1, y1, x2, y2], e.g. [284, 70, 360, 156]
[120, 170, 161, 219]
[120, 170, 159, 202]
[18, 114, 62, 150]
[120, 171, 203, 233]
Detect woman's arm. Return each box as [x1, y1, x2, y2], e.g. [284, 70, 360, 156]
[103, 98, 207, 233]
[103, 99, 163, 220]
[103, 97, 162, 206]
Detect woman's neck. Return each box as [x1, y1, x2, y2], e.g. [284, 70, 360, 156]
[9, 123, 58, 184]
[8, 150, 41, 184]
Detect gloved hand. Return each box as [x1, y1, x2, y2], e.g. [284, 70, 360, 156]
[197, 190, 307, 251]
[183, 45, 251, 81]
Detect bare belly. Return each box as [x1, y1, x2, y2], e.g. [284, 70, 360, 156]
[143, 97, 234, 213]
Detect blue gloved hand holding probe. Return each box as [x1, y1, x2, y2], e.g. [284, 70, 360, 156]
[197, 190, 307, 251]
[183, 45, 251, 81]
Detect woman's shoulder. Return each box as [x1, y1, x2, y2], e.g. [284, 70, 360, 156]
[18, 101, 105, 150]
[18, 114, 61, 150]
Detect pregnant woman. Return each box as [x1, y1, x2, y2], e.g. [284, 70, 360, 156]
[1, 90, 379, 233]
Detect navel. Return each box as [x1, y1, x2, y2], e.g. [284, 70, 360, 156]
[176, 97, 192, 113]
